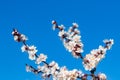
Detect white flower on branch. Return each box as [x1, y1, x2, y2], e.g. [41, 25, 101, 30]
[52, 20, 56, 30]
[103, 39, 114, 49]
[66, 69, 80, 80]
[58, 30, 67, 38]
[20, 34, 28, 41]
[37, 65, 48, 73]
[21, 45, 38, 60]
[28, 45, 37, 60]
[12, 29, 18, 35]
[12, 29, 28, 42]
[12, 21, 114, 80]
[13, 35, 19, 41]
[64, 41, 75, 52]
[48, 61, 60, 79]
[21, 45, 28, 52]
[52, 20, 57, 30]
[54, 67, 83, 80]
[83, 39, 114, 71]
[37, 62, 83, 80]
[72, 35, 81, 42]
[36, 53, 47, 64]
[72, 23, 79, 28]
[29, 53, 36, 60]
[37, 61, 60, 79]
[26, 65, 31, 72]
[52, 21, 84, 58]
[28, 45, 38, 54]
[38, 64, 51, 78]
[98, 73, 107, 80]
[55, 66, 68, 79]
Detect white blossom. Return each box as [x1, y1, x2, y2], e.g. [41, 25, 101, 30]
[52, 20, 56, 24]
[38, 65, 51, 78]
[12, 21, 114, 80]
[72, 35, 81, 42]
[38, 65, 48, 72]
[12, 29, 28, 42]
[52, 25, 56, 30]
[21, 45, 27, 52]
[49, 61, 59, 69]
[52, 20, 57, 30]
[64, 41, 76, 52]
[83, 46, 108, 71]
[52, 67, 83, 80]
[27, 45, 38, 54]
[21, 45, 37, 60]
[20, 34, 28, 41]
[36, 53, 47, 64]
[49, 61, 60, 77]
[14, 35, 19, 41]
[21, 45, 38, 60]
[53, 21, 84, 58]
[29, 54, 36, 60]
[68, 27, 73, 33]
[103, 39, 114, 49]
[12, 30, 17, 35]
[98, 73, 107, 80]
[59, 24, 65, 29]
[103, 39, 114, 45]
[72, 23, 79, 28]
[58, 30, 66, 37]
[28, 45, 37, 60]
[26, 65, 31, 72]
[77, 70, 83, 78]
[63, 36, 83, 58]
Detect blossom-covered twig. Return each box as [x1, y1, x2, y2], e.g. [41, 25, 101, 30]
[12, 20, 113, 80]
[52, 20, 113, 73]
[83, 39, 114, 71]
[12, 29, 85, 80]
[52, 20, 84, 59]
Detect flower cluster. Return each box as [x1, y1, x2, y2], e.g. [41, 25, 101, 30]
[21, 45, 38, 60]
[12, 21, 114, 80]
[52, 20, 83, 58]
[103, 39, 114, 49]
[83, 39, 114, 71]
[12, 29, 85, 80]
[36, 54, 47, 64]
[98, 73, 107, 80]
[26, 63, 84, 80]
[12, 29, 47, 62]
[37, 62, 83, 80]
[12, 29, 27, 42]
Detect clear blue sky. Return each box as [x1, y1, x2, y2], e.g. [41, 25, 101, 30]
[0, 0, 120, 80]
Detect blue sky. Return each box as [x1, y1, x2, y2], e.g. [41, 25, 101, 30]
[0, 0, 120, 80]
